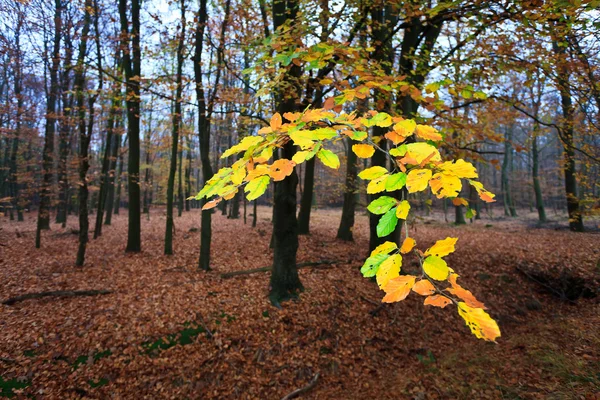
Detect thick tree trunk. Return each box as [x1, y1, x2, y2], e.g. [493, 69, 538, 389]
[36, 0, 62, 247]
[119, 0, 142, 252]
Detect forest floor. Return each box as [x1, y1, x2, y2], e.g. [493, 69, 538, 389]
[0, 206, 599, 399]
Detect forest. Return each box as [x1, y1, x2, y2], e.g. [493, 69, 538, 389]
[0, 0, 599, 398]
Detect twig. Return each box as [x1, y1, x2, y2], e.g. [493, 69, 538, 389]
[280, 373, 320, 400]
[195, 312, 214, 339]
[2, 290, 113, 306]
[220, 260, 335, 279]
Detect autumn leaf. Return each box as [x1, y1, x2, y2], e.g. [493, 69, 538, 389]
[457, 302, 501, 342]
[376, 254, 402, 289]
[370, 112, 393, 127]
[377, 208, 398, 237]
[221, 136, 264, 159]
[385, 172, 407, 191]
[202, 198, 222, 210]
[289, 130, 317, 149]
[231, 166, 247, 185]
[439, 159, 478, 179]
[415, 124, 442, 141]
[323, 96, 335, 110]
[395, 200, 410, 219]
[406, 169, 432, 193]
[352, 144, 375, 158]
[270, 112, 282, 130]
[292, 151, 310, 164]
[405, 142, 441, 164]
[452, 197, 469, 207]
[382, 275, 416, 303]
[361, 253, 389, 278]
[423, 256, 449, 281]
[367, 196, 398, 215]
[317, 149, 340, 169]
[400, 237, 416, 254]
[367, 175, 389, 194]
[424, 295, 452, 308]
[370, 241, 397, 256]
[393, 119, 416, 137]
[424, 237, 458, 257]
[412, 279, 436, 296]
[429, 172, 462, 198]
[245, 175, 270, 200]
[447, 275, 486, 309]
[359, 166, 388, 180]
[269, 159, 295, 181]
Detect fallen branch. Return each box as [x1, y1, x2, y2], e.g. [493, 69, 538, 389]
[2, 290, 113, 306]
[281, 373, 320, 400]
[220, 261, 335, 279]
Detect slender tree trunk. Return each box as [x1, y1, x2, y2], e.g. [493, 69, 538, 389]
[165, 0, 186, 255]
[119, 0, 142, 252]
[105, 130, 121, 224]
[297, 158, 315, 234]
[532, 128, 547, 223]
[185, 134, 192, 211]
[10, 12, 24, 222]
[36, 0, 62, 247]
[502, 126, 517, 217]
[337, 136, 358, 241]
[113, 133, 125, 216]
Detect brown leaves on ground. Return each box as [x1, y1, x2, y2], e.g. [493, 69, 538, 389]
[0, 207, 599, 399]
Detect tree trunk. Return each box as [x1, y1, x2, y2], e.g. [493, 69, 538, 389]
[337, 136, 358, 241]
[297, 158, 315, 234]
[105, 130, 122, 224]
[532, 129, 547, 223]
[36, 0, 62, 247]
[119, 0, 142, 252]
[165, 0, 186, 255]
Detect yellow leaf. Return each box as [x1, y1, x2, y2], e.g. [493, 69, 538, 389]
[424, 294, 452, 308]
[244, 164, 269, 181]
[439, 159, 478, 179]
[358, 166, 388, 180]
[412, 279, 436, 296]
[289, 130, 317, 150]
[270, 112, 282, 130]
[254, 147, 273, 163]
[317, 149, 340, 169]
[423, 255, 449, 281]
[382, 275, 416, 303]
[370, 241, 398, 257]
[393, 119, 416, 137]
[424, 237, 458, 257]
[231, 166, 247, 185]
[221, 136, 264, 159]
[406, 169, 432, 193]
[395, 200, 410, 219]
[352, 144, 375, 158]
[415, 124, 442, 141]
[400, 237, 416, 254]
[367, 174, 388, 194]
[457, 302, 501, 342]
[269, 159, 295, 181]
[245, 175, 270, 200]
[292, 151, 310, 164]
[405, 142, 441, 164]
[376, 254, 402, 289]
[429, 172, 462, 198]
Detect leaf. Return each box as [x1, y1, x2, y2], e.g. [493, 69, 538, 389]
[269, 159, 295, 181]
[465, 208, 476, 219]
[393, 119, 416, 137]
[352, 144, 375, 158]
[429, 172, 462, 198]
[395, 200, 410, 219]
[360, 253, 389, 277]
[359, 166, 388, 180]
[270, 112, 282, 130]
[289, 130, 318, 149]
[370, 241, 397, 257]
[400, 237, 416, 254]
[389, 145, 407, 157]
[371, 112, 393, 127]
[424, 295, 452, 308]
[312, 127, 338, 140]
[457, 302, 501, 342]
[415, 124, 442, 141]
[317, 149, 340, 169]
[367, 175, 388, 194]
[439, 159, 478, 179]
[406, 169, 432, 193]
[283, 112, 301, 121]
[323, 96, 335, 110]
[245, 175, 270, 201]
[452, 197, 469, 207]
[385, 172, 407, 191]
[423, 256, 449, 281]
[202, 198, 221, 210]
[412, 279, 436, 296]
[367, 196, 398, 215]
[231, 166, 247, 185]
[405, 143, 441, 164]
[376, 254, 402, 289]
[221, 136, 264, 158]
[424, 237, 458, 257]
[447, 276, 486, 309]
[377, 208, 398, 237]
[382, 275, 416, 303]
[292, 151, 310, 164]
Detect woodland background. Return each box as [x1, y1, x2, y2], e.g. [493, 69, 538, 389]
[0, 0, 599, 398]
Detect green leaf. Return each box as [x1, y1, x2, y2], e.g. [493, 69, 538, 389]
[371, 112, 393, 127]
[289, 130, 318, 149]
[245, 175, 270, 201]
[465, 208, 474, 219]
[348, 131, 368, 141]
[389, 144, 407, 157]
[317, 149, 340, 169]
[367, 196, 398, 215]
[361, 253, 389, 277]
[312, 127, 338, 140]
[423, 256, 449, 281]
[386, 172, 407, 191]
[377, 208, 398, 238]
[358, 166, 388, 180]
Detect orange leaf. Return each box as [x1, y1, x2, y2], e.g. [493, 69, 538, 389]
[452, 197, 469, 207]
[382, 275, 416, 303]
[385, 130, 406, 145]
[270, 112, 282, 130]
[447, 276, 486, 309]
[323, 97, 335, 110]
[424, 295, 451, 308]
[400, 237, 416, 254]
[269, 159, 295, 181]
[412, 279, 435, 296]
[202, 198, 221, 210]
[283, 112, 301, 122]
[352, 144, 375, 158]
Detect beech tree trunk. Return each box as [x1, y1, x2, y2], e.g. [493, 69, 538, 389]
[337, 137, 358, 241]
